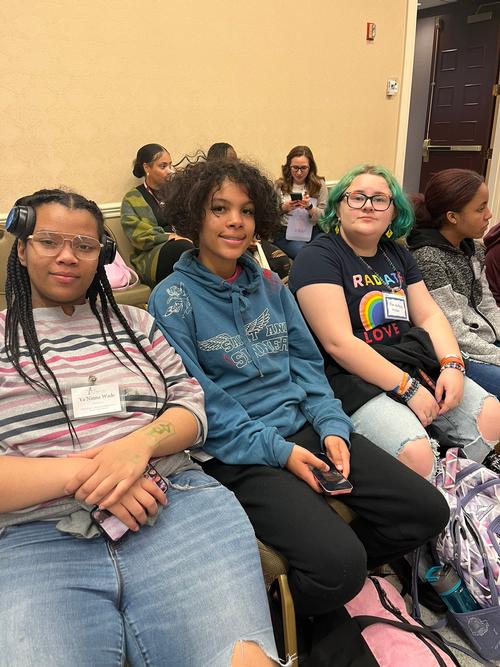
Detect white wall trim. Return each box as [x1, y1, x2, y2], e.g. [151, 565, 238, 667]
[1, 187, 343, 226]
[394, 1, 418, 181]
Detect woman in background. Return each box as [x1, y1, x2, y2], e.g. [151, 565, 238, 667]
[121, 143, 193, 286]
[290, 164, 500, 479]
[485, 221, 500, 306]
[408, 169, 500, 398]
[274, 145, 328, 258]
[207, 142, 238, 161]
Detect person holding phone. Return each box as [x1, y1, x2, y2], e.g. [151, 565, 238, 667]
[149, 159, 450, 667]
[121, 143, 193, 286]
[0, 189, 280, 667]
[274, 145, 328, 258]
[289, 164, 500, 479]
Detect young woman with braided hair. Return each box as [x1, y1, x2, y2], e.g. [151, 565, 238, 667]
[0, 189, 280, 667]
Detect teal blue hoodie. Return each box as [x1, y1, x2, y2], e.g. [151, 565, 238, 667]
[149, 250, 352, 467]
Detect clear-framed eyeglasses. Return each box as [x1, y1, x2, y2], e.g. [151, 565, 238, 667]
[342, 192, 393, 211]
[290, 165, 309, 173]
[27, 231, 102, 260]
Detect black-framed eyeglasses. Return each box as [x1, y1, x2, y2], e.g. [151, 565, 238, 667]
[342, 192, 393, 211]
[27, 231, 102, 260]
[290, 165, 309, 173]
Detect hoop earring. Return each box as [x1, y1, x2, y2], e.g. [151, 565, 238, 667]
[385, 226, 393, 239]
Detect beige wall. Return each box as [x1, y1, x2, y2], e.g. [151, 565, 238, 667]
[0, 0, 408, 209]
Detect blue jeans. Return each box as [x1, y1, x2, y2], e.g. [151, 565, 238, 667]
[351, 377, 495, 463]
[466, 359, 500, 399]
[0, 470, 278, 667]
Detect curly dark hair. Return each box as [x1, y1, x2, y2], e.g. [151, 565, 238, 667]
[160, 159, 281, 245]
[5, 188, 169, 445]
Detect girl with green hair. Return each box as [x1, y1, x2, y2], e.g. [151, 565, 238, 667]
[289, 164, 500, 479]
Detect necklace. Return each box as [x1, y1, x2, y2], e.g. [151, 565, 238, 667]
[352, 246, 403, 294]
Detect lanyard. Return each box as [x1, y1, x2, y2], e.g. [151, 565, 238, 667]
[144, 182, 166, 209]
[354, 247, 403, 293]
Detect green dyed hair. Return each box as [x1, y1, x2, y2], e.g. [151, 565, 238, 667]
[320, 164, 414, 240]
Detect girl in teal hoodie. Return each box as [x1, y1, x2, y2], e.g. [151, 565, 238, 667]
[149, 160, 449, 666]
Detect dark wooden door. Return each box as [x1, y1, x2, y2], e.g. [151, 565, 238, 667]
[419, 7, 500, 190]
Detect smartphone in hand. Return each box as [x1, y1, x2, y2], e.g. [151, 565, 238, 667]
[91, 463, 168, 542]
[311, 452, 353, 496]
[290, 192, 303, 201]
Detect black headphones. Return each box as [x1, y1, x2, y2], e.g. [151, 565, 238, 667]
[6, 205, 116, 265]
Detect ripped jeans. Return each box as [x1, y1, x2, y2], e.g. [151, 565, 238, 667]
[0, 469, 278, 667]
[351, 377, 495, 464]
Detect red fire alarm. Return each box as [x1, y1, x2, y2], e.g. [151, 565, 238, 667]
[366, 22, 376, 41]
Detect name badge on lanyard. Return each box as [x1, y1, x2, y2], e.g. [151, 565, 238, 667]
[383, 290, 409, 321]
[71, 382, 123, 419]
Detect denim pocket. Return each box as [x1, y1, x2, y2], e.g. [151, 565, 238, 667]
[168, 469, 221, 492]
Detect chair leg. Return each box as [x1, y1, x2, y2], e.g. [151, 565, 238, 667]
[276, 574, 298, 666]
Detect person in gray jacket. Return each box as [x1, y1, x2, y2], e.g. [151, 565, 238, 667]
[408, 168, 500, 398]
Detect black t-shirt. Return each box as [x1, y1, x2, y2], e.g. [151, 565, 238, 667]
[289, 232, 422, 347]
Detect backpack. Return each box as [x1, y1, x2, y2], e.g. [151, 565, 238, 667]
[345, 576, 459, 666]
[434, 447, 500, 609]
[104, 251, 140, 291]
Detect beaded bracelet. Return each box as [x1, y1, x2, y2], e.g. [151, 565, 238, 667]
[440, 361, 466, 375]
[400, 377, 420, 403]
[440, 354, 464, 367]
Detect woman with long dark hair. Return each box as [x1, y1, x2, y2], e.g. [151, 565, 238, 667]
[0, 188, 280, 667]
[121, 143, 193, 286]
[274, 145, 328, 258]
[408, 168, 500, 398]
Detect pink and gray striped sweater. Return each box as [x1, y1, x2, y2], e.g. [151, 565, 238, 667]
[0, 303, 206, 531]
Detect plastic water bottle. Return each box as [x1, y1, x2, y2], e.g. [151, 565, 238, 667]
[425, 565, 481, 613]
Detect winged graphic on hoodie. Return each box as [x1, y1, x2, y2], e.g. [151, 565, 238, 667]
[198, 309, 271, 352]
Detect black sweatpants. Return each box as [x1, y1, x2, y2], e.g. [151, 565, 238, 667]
[202, 426, 449, 619]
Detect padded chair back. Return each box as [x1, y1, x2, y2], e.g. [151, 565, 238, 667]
[104, 217, 136, 266]
[104, 218, 151, 308]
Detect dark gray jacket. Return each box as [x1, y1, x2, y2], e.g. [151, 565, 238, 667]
[407, 228, 500, 365]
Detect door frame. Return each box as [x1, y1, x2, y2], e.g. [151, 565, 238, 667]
[396, 0, 500, 222]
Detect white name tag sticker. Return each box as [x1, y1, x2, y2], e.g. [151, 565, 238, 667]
[71, 383, 123, 418]
[383, 291, 409, 321]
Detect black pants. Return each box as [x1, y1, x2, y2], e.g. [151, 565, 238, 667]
[202, 426, 449, 618]
[156, 239, 194, 282]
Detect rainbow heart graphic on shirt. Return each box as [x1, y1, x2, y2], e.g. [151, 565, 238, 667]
[359, 291, 385, 331]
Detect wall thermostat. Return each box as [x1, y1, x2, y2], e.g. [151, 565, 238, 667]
[386, 79, 399, 96]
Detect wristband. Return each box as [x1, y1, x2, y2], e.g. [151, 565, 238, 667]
[390, 372, 410, 397]
[306, 203, 313, 211]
